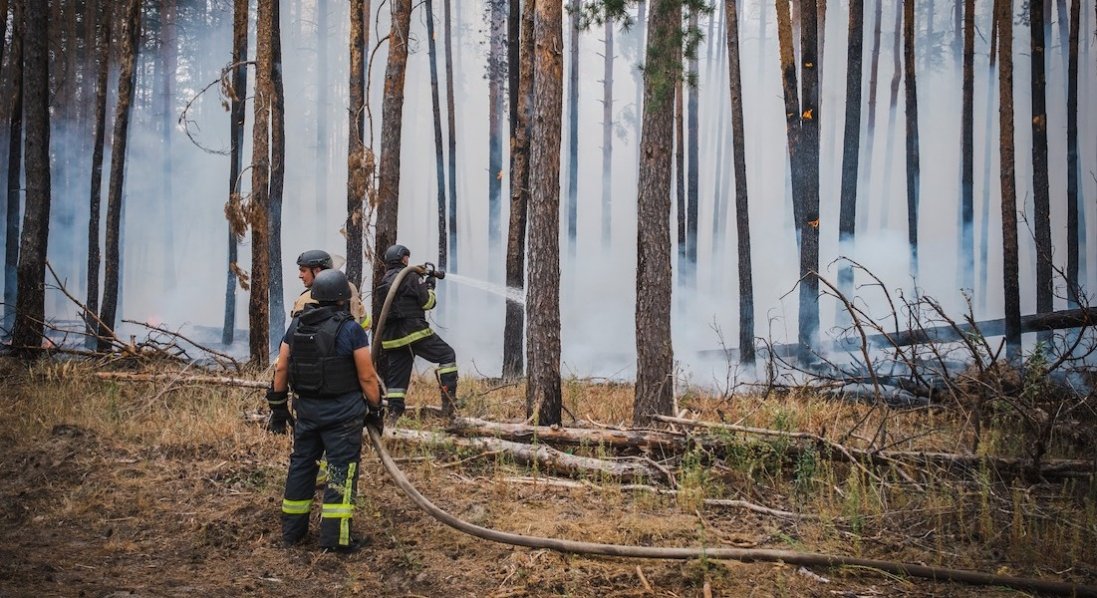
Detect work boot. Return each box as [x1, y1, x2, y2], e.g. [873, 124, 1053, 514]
[384, 398, 405, 428]
[320, 538, 363, 555]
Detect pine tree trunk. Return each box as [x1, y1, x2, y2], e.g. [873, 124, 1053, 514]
[249, 0, 274, 366]
[902, 0, 920, 284]
[526, 0, 563, 425]
[634, 0, 647, 149]
[4, 0, 23, 337]
[775, 0, 803, 232]
[978, 7, 997, 312]
[685, 10, 699, 287]
[97, 0, 140, 353]
[633, 0, 680, 425]
[1065, 0, 1080, 302]
[879, 2, 901, 228]
[85, 0, 110, 347]
[996, 0, 1021, 359]
[268, 0, 286, 347]
[373, 0, 413, 319]
[11, 0, 48, 353]
[600, 19, 613, 250]
[160, 0, 176, 288]
[857, 0, 880, 233]
[675, 80, 686, 287]
[489, 0, 506, 274]
[347, 0, 366, 289]
[796, 0, 820, 361]
[314, 1, 329, 243]
[837, 0, 863, 312]
[224, 0, 248, 345]
[427, 0, 447, 267]
[444, 0, 459, 272]
[1030, 0, 1052, 319]
[0, 0, 7, 70]
[960, 0, 975, 292]
[953, 0, 962, 62]
[565, 0, 579, 259]
[503, 0, 532, 380]
[726, 0, 754, 365]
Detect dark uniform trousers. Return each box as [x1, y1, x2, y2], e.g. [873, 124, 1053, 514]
[383, 333, 458, 416]
[281, 393, 365, 547]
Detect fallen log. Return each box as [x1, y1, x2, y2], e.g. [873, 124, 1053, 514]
[95, 371, 267, 389]
[446, 417, 688, 453]
[386, 428, 666, 483]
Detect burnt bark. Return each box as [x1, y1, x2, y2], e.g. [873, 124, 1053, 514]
[503, 0, 533, 380]
[444, 0, 459, 272]
[268, 0, 286, 348]
[996, 0, 1021, 358]
[775, 0, 803, 230]
[837, 0, 864, 313]
[224, 0, 248, 345]
[633, 0, 680, 425]
[902, 0, 919, 284]
[97, 0, 140, 353]
[11, 0, 48, 353]
[1065, 0, 1080, 301]
[372, 0, 413, 320]
[960, 0, 975, 291]
[526, 0, 563, 425]
[85, 0, 110, 347]
[248, 0, 275, 365]
[427, 0, 446, 267]
[1030, 0, 1052, 319]
[4, 0, 23, 336]
[347, 0, 366, 289]
[726, 0, 753, 365]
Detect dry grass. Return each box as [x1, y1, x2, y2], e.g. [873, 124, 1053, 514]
[0, 357, 1093, 597]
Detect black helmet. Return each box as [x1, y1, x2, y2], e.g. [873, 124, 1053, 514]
[296, 249, 333, 269]
[383, 244, 411, 266]
[311, 269, 352, 302]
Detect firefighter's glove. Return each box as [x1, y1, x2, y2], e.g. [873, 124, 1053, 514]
[364, 402, 385, 434]
[266, 388, 293, 435]
[425, 276, 437, 290]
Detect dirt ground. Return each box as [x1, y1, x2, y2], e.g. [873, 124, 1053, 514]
[0, 360, 1092, 597]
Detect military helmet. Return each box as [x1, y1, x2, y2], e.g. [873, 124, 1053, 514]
[311, 269, 352, 302]
[383, 244, 411, 266]
[296, 249, 333, 269]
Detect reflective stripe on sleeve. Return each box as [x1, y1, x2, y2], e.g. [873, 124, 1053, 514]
[381, 328, 434, 349]
[422, 290, 437, 310]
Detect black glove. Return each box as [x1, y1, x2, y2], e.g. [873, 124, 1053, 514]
[425, 276, 437, 290]
[266, 387, 294, 434]
[364, 401, 386, 434]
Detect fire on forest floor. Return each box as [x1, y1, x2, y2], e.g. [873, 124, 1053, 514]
[0, 357, 1093, 597]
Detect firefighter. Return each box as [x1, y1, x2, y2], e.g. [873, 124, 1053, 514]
[267, 269, 384, 552]
[376, 244, 458, 422]
[292, 249, 371, 330]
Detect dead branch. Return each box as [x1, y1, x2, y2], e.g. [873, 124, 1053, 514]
[121, 319, 242, 371]
[95, 371, 267, 389]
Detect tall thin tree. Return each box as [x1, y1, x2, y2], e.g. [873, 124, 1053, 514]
[1065, 0, 1080, 301]
[675, 79, 686, 286]
[902, 0, 920, 284]
[857, 0, 880, 234]
[347, 0, 367, 289]
[526, 0, 563, 425]
[4, 0, 24, 337]
[224, 0, 248, 345]
[633, 0, 681, 424]
[503, 0, 533, 380]
[268, 0, 286, 347]
[878, 2, 902, 228]
[427, 0, 447, 268]
[565, 0, 579, 258]
[97, 0, 140, 352]
[11, 0, 49, 353]
[960, 0, 975, 291]
[248, 0, 275, 365]
[996, 0, 1021, 359]
[600, 19, 614, 249]
[684, 10, 699, 287]
[373, 0, 414, 319]
[1030, 0, 1052, 319]
[85, 0, 110, 347]
[726, 0, 754, 365]
[489, 0, 506, 273]
[837, 0, 864, 315]
[444, 0, 459, 272]
[978, 7, 998, 310]
[797, 0, 821, 360]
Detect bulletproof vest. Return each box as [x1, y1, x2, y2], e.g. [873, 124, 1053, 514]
[288, 307, 359, 397]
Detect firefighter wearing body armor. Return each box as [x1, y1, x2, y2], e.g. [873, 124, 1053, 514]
[377, 244, 458, 422]
[267, 269, 383, 552]
[292, 249, 371, 329]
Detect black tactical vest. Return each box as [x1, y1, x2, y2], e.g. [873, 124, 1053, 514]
[288, 307, 359, 397]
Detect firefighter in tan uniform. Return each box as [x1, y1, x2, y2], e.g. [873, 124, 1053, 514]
[292, 250, 371, 330]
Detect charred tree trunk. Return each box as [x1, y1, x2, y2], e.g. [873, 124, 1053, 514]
[837, 0, 864, 315]
[347, 0, 366, 289]
[902, 0, 919, 284]
[526, 0, 563, 425]
[685, 10, 699, 288]
[373, 0, 413, 320]
[427, 0, 447, 267]
[600, 20, 613, 249]
[224, 0, 248, 345]
[97, 0, 140, 352]
[565, 0, 579, 259]
[444, 0, 459, 272]
[268, 0, 286, 347]
[1030, 0, 1052, 320]
[11, 0, 48, 353]
[248, 0, 275, 365]
[996, 0, 1021, 358]
[960, 0, 975, 291]
[489, 0, 506, 274]
[314, 1, 329, 243]
[1065, 0, 1080, 302]
[797, 0, 821, 361]
[633, 0, 680, 425]
[775, 0, 803, 232]
[503, 0, 532, 380]
[85, 0, 110, 347]
[879, 2, 902, 228]
[726, 0, 754, 365]
[4, 0, 23, 337]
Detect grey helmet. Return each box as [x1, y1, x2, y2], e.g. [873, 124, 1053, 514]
[296, 249, 334, 270]
[383, 244, 411, 266]
[311, 269, 352, 302]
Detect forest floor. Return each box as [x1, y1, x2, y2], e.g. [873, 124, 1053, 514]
[0, 356, 1094, 597]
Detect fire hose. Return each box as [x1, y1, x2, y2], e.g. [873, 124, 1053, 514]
[367, 265, 1097, 597]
